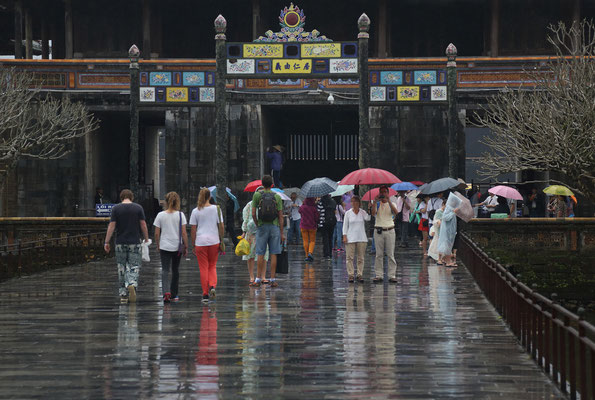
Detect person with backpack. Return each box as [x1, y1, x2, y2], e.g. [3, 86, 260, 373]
[250, 175, 283, 287]
[317, 194, 337, 260]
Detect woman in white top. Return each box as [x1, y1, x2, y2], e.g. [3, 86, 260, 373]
[414, 194, 431, 256]
[190, 188, 224, 303]
[342, 196, 371, 283]
[154, 192, 188, 303]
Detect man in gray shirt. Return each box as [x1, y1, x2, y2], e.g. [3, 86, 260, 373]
[104, 189, 149, 303]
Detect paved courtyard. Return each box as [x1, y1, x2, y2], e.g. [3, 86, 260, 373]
[0, 242, 563, 399]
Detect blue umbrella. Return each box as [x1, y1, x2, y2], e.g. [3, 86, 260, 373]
[391, 182, 418, 191]
[208, 186, 240, 212]
[300, 177, 338, 198]
[271, 188, 285, 193]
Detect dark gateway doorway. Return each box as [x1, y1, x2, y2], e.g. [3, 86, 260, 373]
[263, 106, 359, 188]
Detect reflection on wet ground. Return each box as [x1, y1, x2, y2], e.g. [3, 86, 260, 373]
[0, 242, 563, 399]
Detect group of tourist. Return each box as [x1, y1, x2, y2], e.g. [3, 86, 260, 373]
[105, 175, 575, 305]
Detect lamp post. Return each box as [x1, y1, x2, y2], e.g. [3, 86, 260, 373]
[129, 44, 140, 193]
[214, 15, 229, 214]
[446, 43, 458, 179]
[357, 13, 370, 170]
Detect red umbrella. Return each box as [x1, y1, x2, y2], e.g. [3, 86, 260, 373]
[244, 180, 274, 192]
[340, 168, 401, 185]
[410, 180, 425, 186]
[362, 187, 397, 202]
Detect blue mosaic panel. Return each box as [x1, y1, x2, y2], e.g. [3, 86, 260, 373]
[183, 72, 205, 86]
[150, 72, 172, 86]
[414, 71, 437, 85]
[380, 71, 402, 85]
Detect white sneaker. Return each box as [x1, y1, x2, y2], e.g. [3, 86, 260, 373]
[209, 286, 216, 299]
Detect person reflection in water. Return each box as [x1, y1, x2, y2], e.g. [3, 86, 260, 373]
[195, 308, 219, 398]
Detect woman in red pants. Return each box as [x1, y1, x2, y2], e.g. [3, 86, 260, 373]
[190, 188, 224, 303]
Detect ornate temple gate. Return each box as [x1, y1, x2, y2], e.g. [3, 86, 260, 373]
[213, 3, 371, 207]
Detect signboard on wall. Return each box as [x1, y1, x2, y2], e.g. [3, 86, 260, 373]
[96, 204, 115, 217]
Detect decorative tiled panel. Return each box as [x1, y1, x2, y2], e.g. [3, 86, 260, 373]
[380, 71, 402, 85]
[414, 70, 437, 85]
[243, 44, 284, 58]
[139, 87, 155, 102]
[166, 87, 188, 102]
[329, 59, 357, 74]
[227, 59, 255, 74]
[431, 86, 447, 101]
[370, 86, 386, 102]
[149, 72, 171, 86]
[397, 86, 419, 101]
[183, 72, 205, 86]
[301, 43, 342, 58]
[199, 87, 215, 102]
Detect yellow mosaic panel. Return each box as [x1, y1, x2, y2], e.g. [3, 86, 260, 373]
[272, 59, 313, 74]
[397, 86, 420, 101]
[301, 43, 342, 58]
[166, 87, 188, 102]
[243, 44, 284, 58]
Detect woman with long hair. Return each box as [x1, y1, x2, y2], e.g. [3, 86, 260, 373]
[154, 191, 188, 303]
[190, 188, 224, 304]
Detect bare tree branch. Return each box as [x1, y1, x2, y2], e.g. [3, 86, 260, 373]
[0, 67, 99, 193]
[474, 20, 595, 202]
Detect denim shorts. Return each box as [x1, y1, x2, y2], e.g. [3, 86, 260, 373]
[255, 224, 281, 255]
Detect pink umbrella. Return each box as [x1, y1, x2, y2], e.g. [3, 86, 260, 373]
[488, 185, 523, 201]
[362, 187, 397, 202]
[340, 168, 401, 185]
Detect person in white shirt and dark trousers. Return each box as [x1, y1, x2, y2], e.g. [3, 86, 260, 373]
[395, 191, 412, 247]
[342, 196, 370, 283]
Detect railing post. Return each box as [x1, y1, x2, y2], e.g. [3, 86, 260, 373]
[446, 43, 458, 178]
[577, 308, 587, 400]
[551, 293, 559, 385]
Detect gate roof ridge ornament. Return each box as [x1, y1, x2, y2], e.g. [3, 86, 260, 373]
[254, 3, 332, 42]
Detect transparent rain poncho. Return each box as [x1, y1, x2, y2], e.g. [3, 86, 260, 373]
[437, 193, 462, 256]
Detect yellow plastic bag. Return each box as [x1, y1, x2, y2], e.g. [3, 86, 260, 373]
[235, 236, 251, 256]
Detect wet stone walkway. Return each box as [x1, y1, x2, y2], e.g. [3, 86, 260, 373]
[0, 240, 563, 399]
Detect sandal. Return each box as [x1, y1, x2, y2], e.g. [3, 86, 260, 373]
[249, 281, 261, 287]
[270, 281, 278, 287]
[348, 275, 355, 283]
[262, 279, 271, 284]
[372, 277, 383, 283]
[357, 275, 364, 283]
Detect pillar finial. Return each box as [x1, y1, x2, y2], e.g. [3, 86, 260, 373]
[446, 43, 457, 67]
[128, 44, 140, 68]
[358, 13, 370, 39]
[214, 15, 227, 40]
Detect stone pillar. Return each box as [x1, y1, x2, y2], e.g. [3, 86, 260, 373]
[252, 0, 261, 41]
[358, 13, 370, 170]
[214, 15, 229, 212]
[25, 8, 32, 59]
[129, 45, 141, 193]
[41, 18, 49, 59]
[142, 0, 151, 59]
[446, 43, 458, 179]
[489, 0, 499, 57]
[64, 0, 73, 59]
[377, 0, 387, 58]
[14, 0, 23, 59]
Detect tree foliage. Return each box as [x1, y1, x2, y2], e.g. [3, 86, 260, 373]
[0, 67, 98, 189]
[476, 20, 595, 201]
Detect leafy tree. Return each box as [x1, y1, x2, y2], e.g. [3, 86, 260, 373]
[476, 20, 595, 202]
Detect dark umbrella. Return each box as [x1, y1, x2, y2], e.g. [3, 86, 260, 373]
[420, 177, 460, 195]
[300, 177, 338, 198]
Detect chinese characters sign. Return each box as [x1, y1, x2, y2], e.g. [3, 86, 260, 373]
[272, 59, 312, 74]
